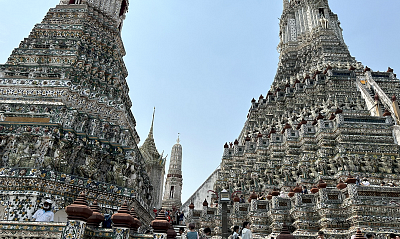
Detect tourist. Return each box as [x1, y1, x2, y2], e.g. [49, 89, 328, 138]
[302, 186, 308, 194]
[317, 231, 324, 239]
[279, 190, 287, 198]
[388, 182, 397, 187]
[179, 227, 185, 237]
[153, 207, 158, 217]
[365, 233, 374, 239]
[175, 210, 180, 225]
[186, 223, 198, 239]
[202, 227, 212, 239]
[232, 226, 240, 239]
[389, 233, 396, 239]
[361, 178, 370, 186]
[356, 176, 361, 185]
[239, 195, 245, 203]
[241, 222, 253, 239]
[32, 199, 54, 222]
[102, 214, 112, 228]
[381, 181, 386, 186]
[179, 211, 185, 225]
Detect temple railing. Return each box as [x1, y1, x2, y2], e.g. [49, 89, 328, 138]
[0, 220, 155, 239]
[366, 73, 396, 118]
[0, 221, 65, 239]
[356, 79, 376, 116]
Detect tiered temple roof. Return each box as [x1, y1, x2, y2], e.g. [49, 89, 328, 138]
[187, 0, 400, 237]
[0, 0, 154, 229]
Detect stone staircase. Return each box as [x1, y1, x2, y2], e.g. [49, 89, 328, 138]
[174, 225, 187, 239]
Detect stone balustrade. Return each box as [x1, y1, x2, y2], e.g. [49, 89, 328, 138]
[0, 221, 65, 239]
[187, 185, 400, 239]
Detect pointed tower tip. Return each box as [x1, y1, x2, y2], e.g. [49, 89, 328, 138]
[283, 0, 289, 10]
[177, 133, 180, 144]
[147, 107, 156, 138]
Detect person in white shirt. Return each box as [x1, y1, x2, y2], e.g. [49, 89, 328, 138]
[241, 222, 253, 239]
[232, 226, 240, 239]
[32, 199, 54, 222]
[362, 178, 370, 186]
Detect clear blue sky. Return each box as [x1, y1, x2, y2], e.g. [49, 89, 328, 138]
[1, 0, 399, 204]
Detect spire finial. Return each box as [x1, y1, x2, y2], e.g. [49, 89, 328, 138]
[283, 0, 289, 10]
[177, 133, 180, 144]
[148, 107, 155, 138]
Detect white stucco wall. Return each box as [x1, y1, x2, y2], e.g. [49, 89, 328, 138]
[181, 166, 220, 215]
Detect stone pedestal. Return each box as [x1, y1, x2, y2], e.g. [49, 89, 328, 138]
[154, 233, 168, 239]
[61, 220, 87, 239]
[61, 192, 93, 239]
[114, 227, 131, 239]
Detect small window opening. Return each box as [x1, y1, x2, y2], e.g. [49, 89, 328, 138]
[325, 123, 329, 127]
[308, 128, 312, 132]
[119, 0, 127, 17]
[319, 8, 325, 17]
[291, 133, 296, 136]
[276, 137, 280, 140]
[169, 186, 174, 199]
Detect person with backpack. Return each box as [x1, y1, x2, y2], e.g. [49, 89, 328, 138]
[241, 222, 253, 239]
[186, 223, 199, 239]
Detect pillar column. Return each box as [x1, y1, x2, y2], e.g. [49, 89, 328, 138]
[61, 192, 93, 239]
[111, 202, 134, 239]
[187, 202, 194, 224]
[151, 209, 169, 239]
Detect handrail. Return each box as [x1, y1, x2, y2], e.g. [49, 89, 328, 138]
[366, 75, 396, 118]
[356, 80, 376, 116]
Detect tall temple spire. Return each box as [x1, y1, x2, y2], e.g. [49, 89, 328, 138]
[0, 0, 155, 223]
[148, 107, 156, 138]
[274, 0, 360, 86]
[162, 136, 183, 210]
[140, 107, 166, 209]
[208, 0, 400, 236]
[59, 0, 129, 31]
[141, 107, 160, 158]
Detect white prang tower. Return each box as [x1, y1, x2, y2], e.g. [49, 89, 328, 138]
[162, 135, 183, 210]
